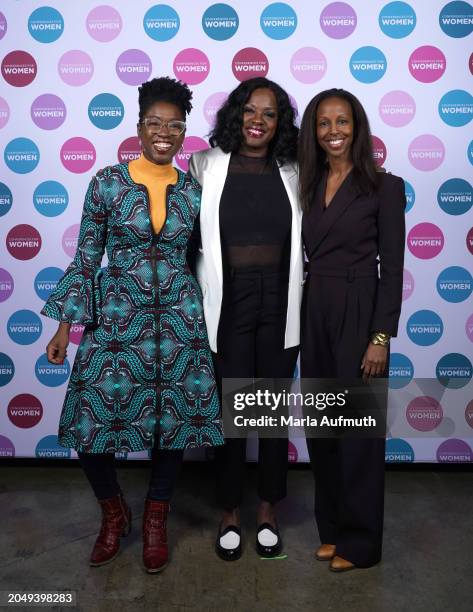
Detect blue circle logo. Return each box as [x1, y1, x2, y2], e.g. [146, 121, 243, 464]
[437, 178, 472, 215]
[436, 353, 472, 388]
[7, 310, 42, 345]
[88, 93, 124, 130]
[439, 1, 473, 37]
[406, 310, 443, 346]
[35, 435, 70, 458]
[438, 89, 473, 127]
[4, 138, 40, 174]
[349, 46, 387, 83]
[202, 3, 239, 40]
[437, 266, 473, 302]
[389, 353, 414, 388]
[0, 352, 14, 386]
[0, 182, 12, 217]
[260, 2, 297, 39]
[35, 353, 70, 387]
[385, 438, 415, 462]
[404, 180, 415, 212]
[468, 140, 473, 166]
[28, 6, 64, 43]
[34, 267, 64, 301]
[33, 181, 68, 217]
[144, 4, 180, 41]
[379, 2, 416, 38]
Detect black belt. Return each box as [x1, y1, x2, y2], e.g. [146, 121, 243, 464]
[307, 263, 378, 283]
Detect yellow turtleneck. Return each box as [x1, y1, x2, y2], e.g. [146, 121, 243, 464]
[128, 153, 178, 234]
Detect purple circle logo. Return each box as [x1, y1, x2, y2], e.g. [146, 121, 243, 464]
[372, 135, 387, 167]
[31, 94, 66, 130]
[118, 136, 141, 163]
[0, 12, 7, 41]
[62, 224, 80, 257]
[116, 49, 152, 86]
[61, 137, 96, 173]
[86, 5, 122, 42]
[320, 2, 357, 38]
[173, 48, 210, 85]
[2, 50, 37, 87]
[232, 48, 269, 81]
[408, 134, 445, 171]
[406, 396, 443, 432]
[467, 226, 473, 254]
[402, 268, 414, 301]
[436, 439, 472, 463]
[407, 222, 444, 259]
[0, 435, 15, 457]
[379, 90, 415, 127]
[466, 313, 473, 342]
[0, 96, 9, 128]
[6, 225, 41, 260]
[465, 400, 473, 429]
[203, 92, 228, 125]
[176, 136, 209, 172]
[69, 323, 85, 345]
[409, 46, 446, 83]
[0, 268, 14, 302]
[58, 50, 94, 86]
[290, 47, 327, 84]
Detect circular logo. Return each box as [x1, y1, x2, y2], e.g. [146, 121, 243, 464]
[466, 313, 473, 342]
[4, 137, 40, 174]
[6, 225, 41, 260]
[409, 46, 446, 83]
[0, 435, 15, 457]
[0, 12, 7, 41]
[260, 3, 297, 39]
[436, 353, 472, 388]
[389, 353, 414, 388]
[202, 4, 239, 40]
[58, 50, 94, 86]
[35, 353, 70, 387]
[1, 50, 37, 87]
[437, 178, 472, 215]
[175, 136, 209, 172]
[406, 396, 443, 432]
[0, 96, 10, 128]
[34, 181, 68, 217]
[290, 47, 327, 84]
[465, 399, 473, 427]
[69, 323, 85, 345]
[116, 49, 152, 86]
[379, 90, 415, 127]
[60, 137, 96, 173]
[371, 135, 387, 167]
[144, 4, 180, 41]
[8, 394, 43, 428]
[35, 435, 71, 458]
[0, 182, 12, 217]
[62, 224, 80, 258]
[404, 180, 415, 212]
[438, 89, 473, 127]
[232, 48, 269, 81]
[402, 268, 414, 301]
[436, 266, 472, 303]
[408, 134, 445, 171]
[379, 1, 416, 37]
[385, 438, 415, 462]
[469, 140, 473, 165]
[28, 6, 64, 43]
[31, 94, 66, 130]
[86, 5, 122, 42]
[34, 267, 64, 300]
[436, 439, 472, 463]
[467, 227, 473, 254]
[288, 440, 298, 462]
[88, 93, 124, 130]
[0, 268, 14, 302]
[349, 46, 387, 83]
[439, 1, 473, 37]
[118, 136, 141, 163]
[203, 92, 228, 125]
[406, 310, 443, 346]
[7, 310, 42, 345]
[0, 352, 15, 386]
[173, 48, 210, 85]
[407, 222, 444, 259]
[320, 2, 357, 38]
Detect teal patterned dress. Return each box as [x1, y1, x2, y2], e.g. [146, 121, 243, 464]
[41, 163, 224, 453]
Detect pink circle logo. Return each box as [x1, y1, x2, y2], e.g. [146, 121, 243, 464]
[406, 396, 443, 432]
[466, 313, 473, 343]
[379, 90, 416, 127]
[62, 224, 80, 257]
[176, 136, 209, 172]
[470, 52, 473, 76]
[86, 5, 122, 42]
[0, 435, 15, 457]
[372, 135, 387, 167]
[408, 134, 445, 171]
[0, 268, 14, 302]
[409, 46, 446, 83]
[1, 50, 37, 87]
[402, 268, 414, 301]
[6, 224, 42, 260]
[61, 138, 96, 173]
[69, 323, 85, 345]
[288, 440, 298, 462]
[232, 47, 269, 81]
[58, 50, 94, 86]
[0, 96, 9, 128]
[436, 439, 472, 463]
[320, 2, 357, 38]
[465, 400, 473, 429]
[31, 94, 66, 130]
[466, 226, 473, 254]
[203, 92, 228, 126]
[118, 136, 141, 163]
[116, 49, 152, 86]
[407, 223, 444, 259]
[173, 48, 210, 85]
[290, 47, 327, 84]
[8, 394, 43, 428]
[0, 12, 7, 41]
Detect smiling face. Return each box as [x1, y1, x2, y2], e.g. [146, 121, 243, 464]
[239, 87, 278, 157]
[137, 100, 186, 165]
[316, 96, 354, 163]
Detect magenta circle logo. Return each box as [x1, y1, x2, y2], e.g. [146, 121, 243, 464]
[406, 396, 443, 432]
[8, 394, 43, 428]
[1, 50, 37, 87]
[176, 136, 209, 172]
[467, 227, 473, 254]
[372, 135, 387, 167]
[116, 49, 152, 86]
[409, 46, 446, 83]
[408, 134, 445, 171]
[0, 96, 9, 128]
[118, 136, 141, 163]
[0, 435, 15, 457]
[0, 268, 14, 302]
[379, 90, 416, 127]
[232, 47, 269, 81]
[437, 439, 472, 463]
[290, 47, 327, 84]
[62, 224, 80, 257]
[288, 440, 298, 462]
[58, 50, 94, 86]
[320, 2, 357, 38]
[465, 400, 473, 429]
[6, 224, 41, 260]
[69, 323, 85, 345]
[203, 92, 228, 126]
[466, 313, 473, 343]
[61, 138, 96, 173]
[0, 12, 7, 41]
[86, 5, 122, 42]
[31, 94, 66, 130]
[407, 223, 444, 259]
[173, 48, 210, 85]
[402, 268, 414, 301]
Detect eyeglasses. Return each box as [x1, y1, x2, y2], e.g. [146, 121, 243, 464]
[140, 116, 186, 136]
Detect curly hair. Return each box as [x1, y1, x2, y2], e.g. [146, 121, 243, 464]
[209, 77, 298, 164]
[138, 77, 193, 121]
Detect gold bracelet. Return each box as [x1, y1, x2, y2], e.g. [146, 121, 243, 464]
[370, 332, 391, 347]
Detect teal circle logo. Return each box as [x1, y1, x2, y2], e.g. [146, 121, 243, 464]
[260, 3, 297, 39]
[88, 93, 124, 130]
[436, 353, 472, 388]
[0, 352, 14, 386]
[0, 182, 12, 217]
[350, 46, 387, 83]
[389, 353, 414, 388]
[28, 6, 64, 43]
[34, 181, 68, 217]
[7, 310, 42, 345]
[468, 139, 473, 165]
[386, 438, 415, 462]
[437, 266, 473, 302]
[379, 2, 416, 38]
[406, 310, 443, 346]
[35, 353, 70, 387]
[439, 1, 473, 37]
[437, 178, 472, 215]
[34, 267, 64, 301]
[35, 435, 70, 458]
[144, 4, 180, 41]
[404, 180, 415, 212]
[4, 138, 40, 174]
[438, 89, 473, 127]
[202, 4, 239, 40]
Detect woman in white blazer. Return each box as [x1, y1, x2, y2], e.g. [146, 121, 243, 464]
[189, 78, 303, 560]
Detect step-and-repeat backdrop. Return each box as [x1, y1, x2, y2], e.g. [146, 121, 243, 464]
[0, 1, 472, 462]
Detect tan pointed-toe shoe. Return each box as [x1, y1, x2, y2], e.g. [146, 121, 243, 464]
[329, 555, 356, 572]
[315, 543, 336, 561]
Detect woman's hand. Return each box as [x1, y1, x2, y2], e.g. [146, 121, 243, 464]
[361, 343, 388, 380]
[46, 322, 71, 364]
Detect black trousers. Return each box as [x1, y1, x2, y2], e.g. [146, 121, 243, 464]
[213, 269, 299, 511]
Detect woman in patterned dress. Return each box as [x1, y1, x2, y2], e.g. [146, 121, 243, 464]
[42, 77, 223, 573]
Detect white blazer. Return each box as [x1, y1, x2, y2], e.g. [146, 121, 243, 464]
[189, 146, 304, 353]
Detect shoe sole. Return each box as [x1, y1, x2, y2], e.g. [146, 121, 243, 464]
[144, 562, 168, 574]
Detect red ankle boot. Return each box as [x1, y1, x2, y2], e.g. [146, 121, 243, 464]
[142, 498, 169, 573]
[89, 493, 131, 566]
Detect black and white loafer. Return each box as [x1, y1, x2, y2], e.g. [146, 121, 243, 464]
[215, 523, 242, 561]
[256, 523, 282, 558]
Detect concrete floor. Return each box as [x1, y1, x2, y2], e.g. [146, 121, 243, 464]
[1, 462, 472, 612]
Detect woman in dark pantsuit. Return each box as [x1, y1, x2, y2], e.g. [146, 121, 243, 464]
[298, 89, 405, 571]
